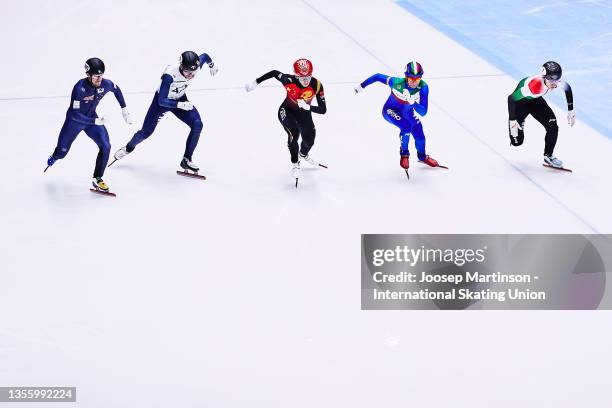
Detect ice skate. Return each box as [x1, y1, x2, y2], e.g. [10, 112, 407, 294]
[108, 146, 130, 167]
[543, 155, 571, 172]
[291, 161, 301, 188]
[400, 155, 409, 170]
[419, 155, 449, 169]
[90, 177, 116, 196]
[177, 157, 206, 180]
[180, 157, 200, 172]
[91, 177, 109, 192]
[543, 155, 563, 168]
[420, 155, 438, 167]
[299, 152, 328, 168]
[44, 156, 56, 172]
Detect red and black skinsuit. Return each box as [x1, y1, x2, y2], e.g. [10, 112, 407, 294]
[255, 70, 327, 163]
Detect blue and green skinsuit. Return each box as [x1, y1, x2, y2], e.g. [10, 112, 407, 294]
[360, 74, 429, 159]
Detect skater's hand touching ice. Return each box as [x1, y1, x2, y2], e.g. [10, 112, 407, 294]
[567, 110, 575, 127]
[354, 84, 364, 94]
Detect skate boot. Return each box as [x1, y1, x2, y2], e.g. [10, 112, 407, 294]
[299, 152, 327, 168]
[176, 157, 206, 179]
[114, 146, 130, 161]
[108, 146, 130, 167]
[400, 155, 409, 169]
[544, 155, 563, 169]
[291, 161, 301, 187]
[180, 157, 200, 172]
[291, 161, 301, 178]
[92, 177, 110, 192]
[44, 156, 56, 172]
[420, 155, 439, 167]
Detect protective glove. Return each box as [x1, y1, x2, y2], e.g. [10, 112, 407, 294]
[245, 80, 258, 92]
[509, 120, 522, 137]
[354, 84, 364, 94]
[95, 116, 106, 126]
[121, 107, 132, 125]
[567, 110, 575, 127]
[297, 99, 310, 111]
[208, 62, 218, 76]
[177, 101, 194, 111]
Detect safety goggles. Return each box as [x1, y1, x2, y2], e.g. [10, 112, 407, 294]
[296, 75, 312, 84]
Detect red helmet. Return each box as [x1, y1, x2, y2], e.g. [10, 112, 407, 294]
[293, 58, 313, 76]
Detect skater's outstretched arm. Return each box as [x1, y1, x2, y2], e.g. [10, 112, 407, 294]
[255, 70, 289, 84]
[412, 83, 428, 116]
[310, 80, 327, 114]
[562, 81, 575, 126]
[104, 79, 127, 108]
[199, 53, 218, 76]
[245, 71, 291, 92]
[562, 81, 573, 111]
[360, 73, 391, 88]
[104, 79, 132, 124]
[157, 74, 179, 109]
[198, 53, 212, 66]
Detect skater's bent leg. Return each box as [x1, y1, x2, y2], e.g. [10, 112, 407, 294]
[278, 106, 300, 163]
[173, 107, 203, 160]
[85, 125, 111, 178]
[412, 121, 428, 161]
[51, 119, 83, 160]
[527, 99, 558, 155]
[126, 101, 167, 152]
[383, 105, 414, 155]
[298, 116, 316, 157]
[543, 124, 559, 156]
[399, 131, 410, 155]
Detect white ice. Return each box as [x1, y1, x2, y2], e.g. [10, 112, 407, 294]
[1, 1, 611, 407]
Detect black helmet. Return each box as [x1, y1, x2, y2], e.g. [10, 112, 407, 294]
[180, 51, 200, 71]
[85, 57, 105, 75]
[542, 61, 562, 80]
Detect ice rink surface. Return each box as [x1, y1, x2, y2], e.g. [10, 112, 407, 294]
[1, 1, 611, 407]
